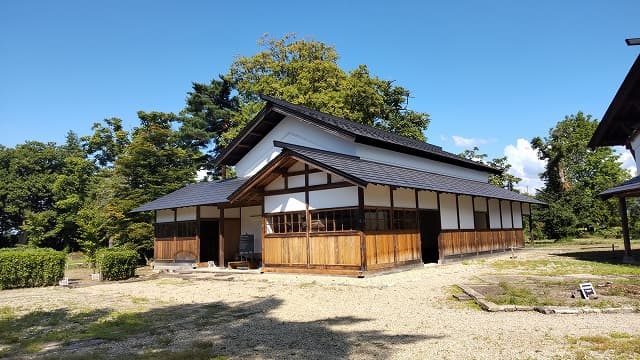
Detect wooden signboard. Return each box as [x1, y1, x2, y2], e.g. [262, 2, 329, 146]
[579, 282, 596, 300]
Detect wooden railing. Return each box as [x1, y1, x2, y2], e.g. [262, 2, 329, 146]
[438, 229, 524, 258]
[154, 237, 199, 261]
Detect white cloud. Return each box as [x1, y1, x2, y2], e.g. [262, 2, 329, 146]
[452, 135, 494, 148]
[503, 138, 546, 194]
[616, 148, 637, 177]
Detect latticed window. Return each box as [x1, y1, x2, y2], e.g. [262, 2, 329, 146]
[393, 209, 417, 230]
[310, 208, 359, 232]
[474, 211, 489, 230]
[155, 223, 174, 238]
[175, 221, 197, 237]
[265, 212, 306, 234]
[364, 209, 391, 231]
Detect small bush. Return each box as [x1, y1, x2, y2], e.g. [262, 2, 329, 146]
[96, 248, 139, 281]
[0, 248, 66, 289]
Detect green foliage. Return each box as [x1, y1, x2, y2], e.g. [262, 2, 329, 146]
[458, 146, 522, 190]
[226, 34, 430, 146]
[0, 248, 66, 289]
[531, 112, 630, 239]
[96, 248, 139, 280]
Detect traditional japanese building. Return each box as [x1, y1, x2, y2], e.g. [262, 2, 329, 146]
[134, 95, 542, 275]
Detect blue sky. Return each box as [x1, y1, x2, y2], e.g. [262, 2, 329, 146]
[1, 1, 638, 192]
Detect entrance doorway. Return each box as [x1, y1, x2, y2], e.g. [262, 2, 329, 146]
[199, 220, 219, 263]
[420, 210, 441, 263]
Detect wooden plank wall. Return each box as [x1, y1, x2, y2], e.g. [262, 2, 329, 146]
[365, 231, 421, 268]
[438, 229, 525, 258]
[154, 237, 198, 260]
[309, 234, 361, 267]
[263, 236, 308, 266]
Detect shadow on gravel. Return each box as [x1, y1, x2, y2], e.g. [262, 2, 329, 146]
[552, 249, 640, 266]
[0, 296, 439, 359]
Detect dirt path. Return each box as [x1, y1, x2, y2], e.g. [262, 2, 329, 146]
[1, 249, 639, 359]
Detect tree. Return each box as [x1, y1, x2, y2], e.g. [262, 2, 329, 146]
[531, 112, 630, 239]
[458, 146, 522, 190]
[179, 76, 240, 172]
[224, 34, 430, 147]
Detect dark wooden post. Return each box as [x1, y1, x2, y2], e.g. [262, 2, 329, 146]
[219, 208, 225, 267]
[529, 213, 534, 248]
[415, 189, 422, 262]
[359, 187, 366, 272]
[390, 187, 397, 264]
[196, 206, 201, 264]
[304, 165, 310, 269]
[618, 196, 633, 261]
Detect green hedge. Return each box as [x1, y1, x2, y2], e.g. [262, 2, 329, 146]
[96, 248, 139, 281]
[0, 248, 66, 289]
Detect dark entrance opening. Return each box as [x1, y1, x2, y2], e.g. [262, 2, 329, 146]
[420, 210, 441, 263]
[199, 220, 219, 263]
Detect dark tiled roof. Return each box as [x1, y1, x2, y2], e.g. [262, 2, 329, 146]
[600, 176, 640, 198]
[131, 178, 248, 212]
[589, 54, 640, 148]
[275, 142, 544, 205]
[261, 95, 499, 173]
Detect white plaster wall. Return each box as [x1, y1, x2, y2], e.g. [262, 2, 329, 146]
[364, 184, 391, 207]
[488, 199, 502, 229]
[522, 203, 530, 215]
[458, 195, 474, 229]
[474, 197, 488, 212]
[200, 206, 220, 218]
[439, 193, 459, 230]
[224, 207, 241, 218]
[156, 209, 175, 223]
[393, 188, 415, 208]
[288, 161, 305, 172]
[418, 191, 438, 209]
[355, 143, 490, 182]
[288, 174, 305, 188]
[264, 192, 306, 213]
[265, 176, 285, 191]
[331, 175, 345, 183]
[235, 116, 356, 177]
[176, 207, 196, 221]
[309, 187, 358, 210]
[240, 205, 262, 252]
[500, 200, 513, 229]
[308, 172, 327, 186]
[513, 202, 523, 228]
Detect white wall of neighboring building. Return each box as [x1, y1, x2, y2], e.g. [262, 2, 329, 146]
[630, 132, 640, 172]
[488, 199, 502, 229]
[156, 209, 175, 223]
[500, 200, 513, 229]
[439, 193, 459, 230]
[364, 184, 391, 207]
[309, 187, 359, 209]
[418, 190, 438, 209]
[234, 116, 356, 177]
[458, 195, 475, 229]
[241, 205, 263, 252]
[355, 143, 490, 182]
[513, 202, 523, 228]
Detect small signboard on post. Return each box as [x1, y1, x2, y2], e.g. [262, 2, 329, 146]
[579, 282, 596, 300]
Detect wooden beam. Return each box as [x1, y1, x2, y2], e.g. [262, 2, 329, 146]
[287, 168, 323, 177]
[262, 181, 353, 196]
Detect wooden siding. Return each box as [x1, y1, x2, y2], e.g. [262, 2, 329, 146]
[154, 237, 198, 261]
[309, 233, 361, 267]
[263, 235, 308, 266]
[438, 229, 524, 258]
[365, 231, 421, 268]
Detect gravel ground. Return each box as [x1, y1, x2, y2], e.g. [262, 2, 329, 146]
[1, 248, 639, 359]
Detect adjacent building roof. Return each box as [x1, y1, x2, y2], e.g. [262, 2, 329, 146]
[230, 141, 544, 205]
[215, 95, 500, 174]
[600, 175, 640, 199]
[589, 54, 640, 148]
[131, 178, 248, 212]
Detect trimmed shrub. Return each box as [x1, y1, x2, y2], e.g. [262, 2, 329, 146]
[0, 248, 66, 289]
[96, 248, 139, 281]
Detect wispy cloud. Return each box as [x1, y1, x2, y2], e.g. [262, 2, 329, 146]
[503, 138, 546, 194]
[616, 147, 637, 177]
[451, 135, 494, 148]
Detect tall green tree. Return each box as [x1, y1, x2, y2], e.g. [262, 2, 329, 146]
[531, 112, 630, 239]
[224, 34, 430, 146]
[458, 146, 522, 190]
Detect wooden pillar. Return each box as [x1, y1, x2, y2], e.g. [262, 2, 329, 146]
[173, 209, 177, 262]
[436, 192, 443, 262]
[415, 189, 422, 262]
[390, 187, 397, 264]
[618, 197, 633, 260]
[219, 208, 225, 267]
[304, 165, 310, 269]
[359, 187, 366, 272]
[529, 213, 534, 247]
[196, 206, 201, 264]
[472, 196, 479, 255]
